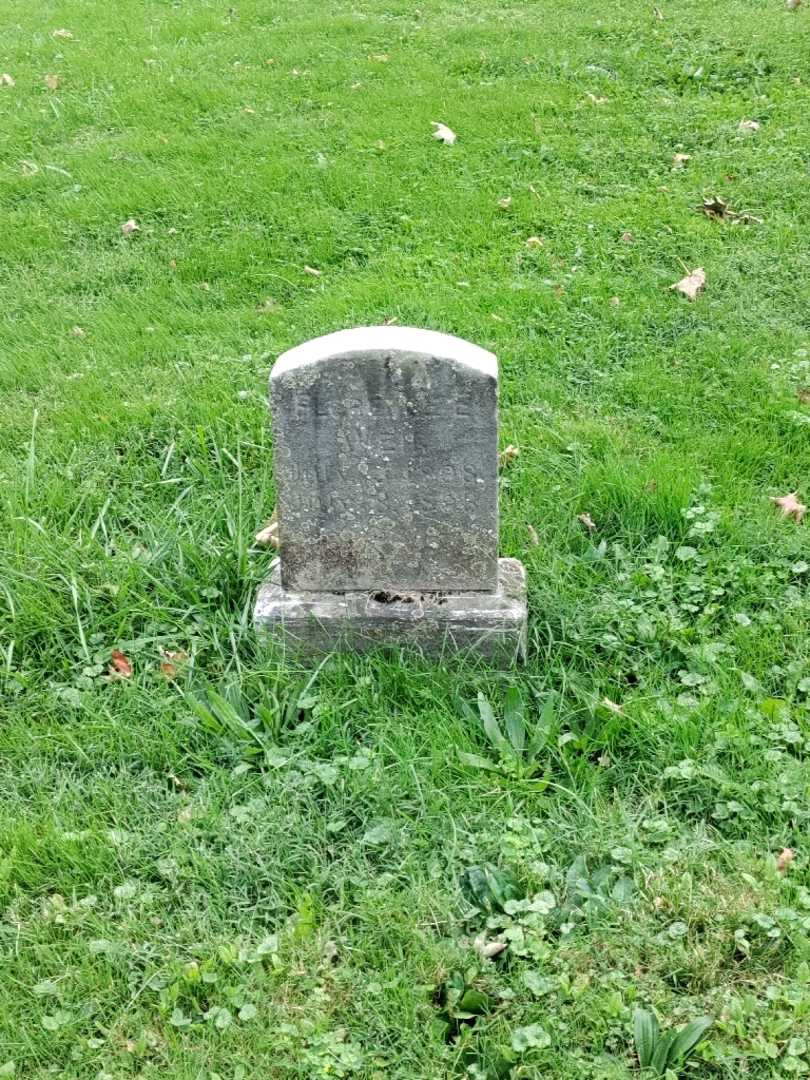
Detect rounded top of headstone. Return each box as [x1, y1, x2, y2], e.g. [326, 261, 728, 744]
[271, 326, 497, 382]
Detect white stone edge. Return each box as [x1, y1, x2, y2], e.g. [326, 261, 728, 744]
[270, 326, 497, 381]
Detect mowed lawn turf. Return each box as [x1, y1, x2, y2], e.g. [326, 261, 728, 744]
[2, 0, 810, 1076]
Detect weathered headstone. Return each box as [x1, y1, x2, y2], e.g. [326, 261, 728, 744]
[254, 326, 527, 664]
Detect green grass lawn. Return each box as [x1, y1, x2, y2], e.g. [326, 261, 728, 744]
[3, 0, 810, 1075]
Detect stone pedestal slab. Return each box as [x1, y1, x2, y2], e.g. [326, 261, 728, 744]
[255, 557, 527, 666]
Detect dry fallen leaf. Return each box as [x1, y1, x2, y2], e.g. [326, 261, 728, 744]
[585, 92, 608, 105]
[121, 218, 139, 237]
[777, 847, 796, 873]
[787, 0, 801, 10]
[44, 74, 59, 90]
[525, 235, 543, 248]
[0, 73, 15, 87]
[303, 265, 321, 276]
[672, 152, 691, 169]
[770, 492, 807, 524]
[72, 326, 85, 337]
[670, 267, 706, 301]
[527, 523, 540, 546]
[499, 444, 520, 467]
[796, 387, 810, 405]
[53, 28, 74, 39]
[601, 697, 625, 717]
[610, 296, 621, 307]
[21, 159, 39, 176]
[257, 297, 280, 314]
[498, 196, 513, 209]
[255, 509, 280, 547]
[652, 5, 664, 18]
[109, 649, 133, 679]
[161, 649, 189, 681]
[620, 231, 634, 244]
[431, 121, 456, 145]
[739, 119, 760, 133]
[578, 512, 597, 531]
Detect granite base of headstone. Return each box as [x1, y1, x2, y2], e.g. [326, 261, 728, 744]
[253, 326, 527, 666]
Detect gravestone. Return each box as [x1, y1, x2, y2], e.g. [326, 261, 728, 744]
[254, 326, 527, 664]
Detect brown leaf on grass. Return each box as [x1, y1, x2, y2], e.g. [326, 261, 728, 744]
[777, 847, 796, 873]
[72, 325, 85, 337]
[383, 315, 398, 325]
[525, 235, 543, 248]
[0, 73, 15, 87]
[109, 649, 133, 679]
[796, 388, 810, 405]
[770, 492, 807, 524]
[620, 231, 634, 243]
[670, 267, 706, 301]
[498, 196, 513, 209]
[739, 119, 760, 133]
[578, 512, 597, 531]
[601, 697, 625, 716]
[160, 650, 188, 681]
[735, 211, 763, 225]
[672, 152, 691, 169]
[53, 28, 74, 39]
[527, 523, 540, 545]
[44, 74, 59, 90]
[787, 0, 802, 8]
[121, 218, 139, 237]
[431, 121, 456, 145]
[499, 444, 520, 467]
[255, 509, 280, 547]
[303, 264, 321, 276]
